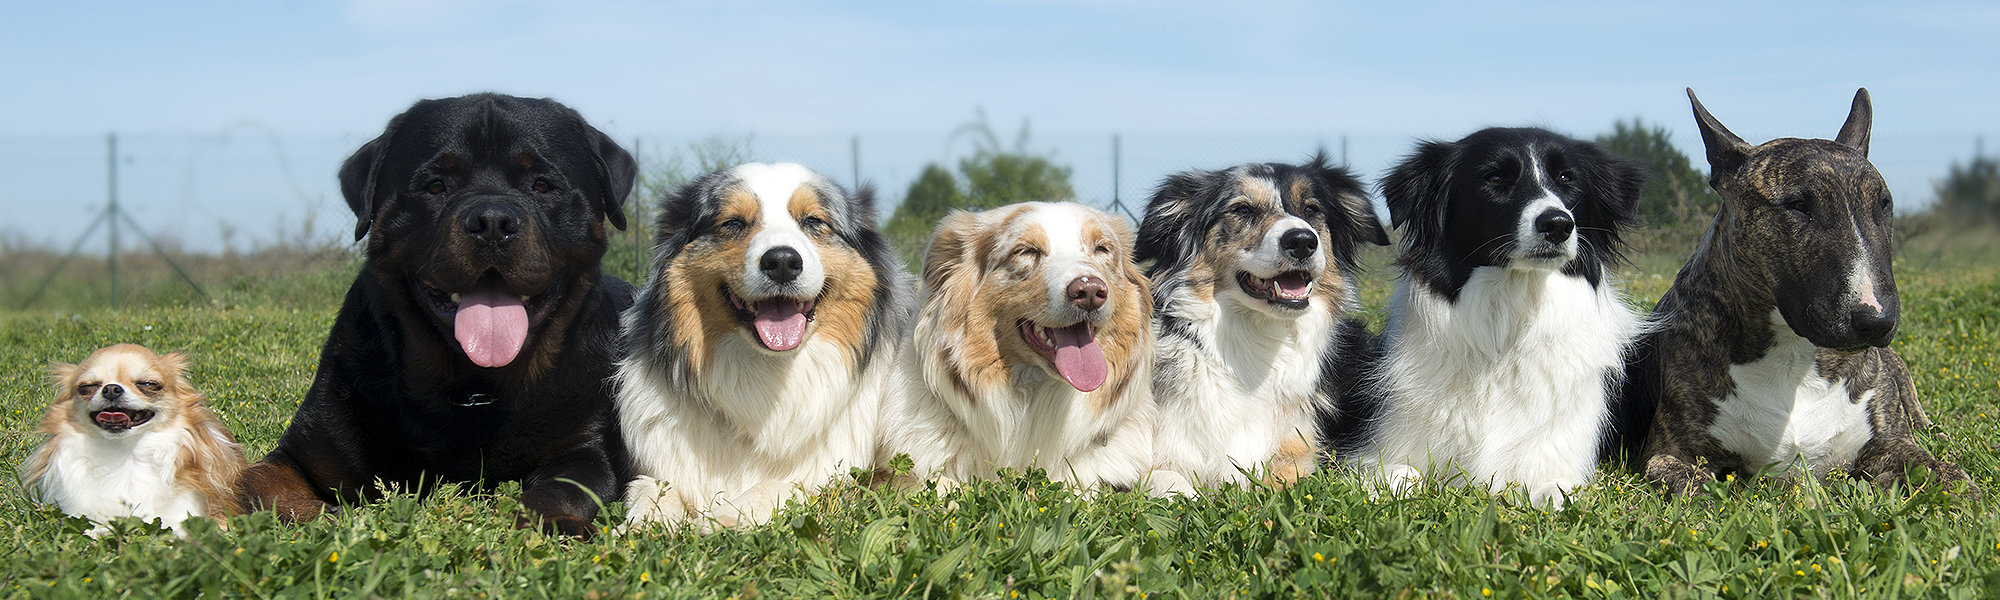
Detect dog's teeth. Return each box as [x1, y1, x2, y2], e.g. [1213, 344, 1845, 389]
[450, 293, 461, 303]
[520, 295, 530, 302]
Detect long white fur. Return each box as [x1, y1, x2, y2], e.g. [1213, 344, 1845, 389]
[1709, 309, 1873, 477]
[880, 202, 1188, 494]
[34, 424, 223, 537]
[618, 164, 890, 530]
[1152, 208, 1337, 486]
[1358, 161, 1640, 507]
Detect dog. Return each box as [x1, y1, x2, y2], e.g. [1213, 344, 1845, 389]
[880, 202, 1189, 495]
[22, 344, 245, 536]
[1616, 89, 1973, 495]
[616, 163, 910, 529]
[1135, 155, 1389, 488]
[238, 94, 638, 537]
[1350, 127, 1647, 507]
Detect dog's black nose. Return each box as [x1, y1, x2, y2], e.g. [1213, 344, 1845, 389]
[1851, 308, 1898, 347]
[462, 202, 523, 244]
[759, 246, 805, 284]
[1279, 228, 1319, 260]
[101, 383, 123, 400]
[1534, 209, 1575, 244]
[1067, 276, 1108, 312]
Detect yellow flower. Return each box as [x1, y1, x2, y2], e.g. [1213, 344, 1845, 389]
[329, 552, 340, 562]
[1482, 588, 1491, 596]
[1313, 553, 1325, 562]
[640, 572, 651, 582]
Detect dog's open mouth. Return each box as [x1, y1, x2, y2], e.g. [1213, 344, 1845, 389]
[420, 275, 556, 369]
[91, 409, 154, 433]
[1237, 271, 1314, 309]
[1019, 320, 1108, 393]
[727, 288, 820, 352]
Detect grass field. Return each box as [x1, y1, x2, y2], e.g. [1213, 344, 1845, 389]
[2, 238, 1997, 599]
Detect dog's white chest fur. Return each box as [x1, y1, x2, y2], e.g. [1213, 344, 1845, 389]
[1709, 311, 1873, 477]
[38, 427, 209, 534]
[618, 335, 886, 527]
[1362, 268, 1639, 506]
[1153, 300, 1330, 484]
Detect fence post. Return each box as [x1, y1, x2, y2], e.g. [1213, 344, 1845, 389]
[851, 135, 861, 191]
[108, 132, 119, 306]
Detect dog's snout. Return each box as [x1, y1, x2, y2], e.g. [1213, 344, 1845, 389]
[1279, 228, 1319, 260]
[462, 202, 523, 244]
[1067, 276, 1108, 312]
[100, 383, 124, 401]
[1851, 308, 1898, 347]
[759, 246, 805, 284]
[1534, 209, 1575, 244]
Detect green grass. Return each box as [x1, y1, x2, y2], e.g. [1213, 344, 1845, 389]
[3, 245, 1998, 599]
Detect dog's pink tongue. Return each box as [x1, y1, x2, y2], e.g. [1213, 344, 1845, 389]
[753, 299, 808, 351]
[94, 411, 131, 428]
[1048, 323, 1108, 392]
[454, 288, 527, 368]
[1274, 273, 1313, 298]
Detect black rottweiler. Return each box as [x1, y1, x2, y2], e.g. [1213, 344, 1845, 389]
[240, 94, 637, 536]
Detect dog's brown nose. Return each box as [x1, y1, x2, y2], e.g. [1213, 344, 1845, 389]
[1067, 276, 1108, 312]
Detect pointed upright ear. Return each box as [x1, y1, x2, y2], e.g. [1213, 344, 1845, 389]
[1835, 88, 1872, 157]
[1687, 88, 1752, 179]
[587, 125, 637, 231]
[922, 210, 990, 292]
[46, 361, 82, 397]
[156, 350, 203, 399]
[339, 121, 400, 242]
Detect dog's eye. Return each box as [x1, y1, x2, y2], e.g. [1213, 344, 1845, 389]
[136, 381, 162, 394]
[532, 178, 555, 193]
[801, 216, 828, 230]
[77, 384, 100, 397]
[1555, 171, 1575, 184]
[1484, 174, 1506, 185]
[1229, 205, 1257, 217]
[1785, 198, 1812, 216]
[719, 217, 748, 231]
[1094, 243, 1112, 255]
[425, 179, 448, 195]
[1013, 246, 1043, 259]
[1302, 203, 1322, 216]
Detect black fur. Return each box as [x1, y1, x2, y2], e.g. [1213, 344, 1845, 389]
[241, 94, 637, 537]
[1379, 128, 1646, 302]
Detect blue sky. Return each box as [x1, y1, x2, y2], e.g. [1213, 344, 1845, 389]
[3, 1, 1996, 251]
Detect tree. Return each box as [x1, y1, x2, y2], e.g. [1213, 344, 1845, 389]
[1595, 118, 1721, 249]
[885, 109, 1074, 270]
[1932, 155, 2000, 226]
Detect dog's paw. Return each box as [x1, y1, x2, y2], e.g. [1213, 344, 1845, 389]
[715, 481, 796, 530]
[1381, 464, 1424, 497]
[1645, 455, 1714, 496]
[618, 476, 688, 533]
[1143, 469, 1197, 498]
[1527, 480, 1579, 509]
[931, 476, 964, 497]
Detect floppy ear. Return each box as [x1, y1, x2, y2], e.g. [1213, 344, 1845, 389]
[1134, 170, 1214, 266]
[1687, 88, 1752, 183]
[1378, 140, 1456, 249]
[587, 125, 637, 231]
[922, 210, 989, 292]
[1835, 88, 1872, 157]
[1305, 152, 1390, 247]
[339, 123, 399, 242]
[1579, 145, 1650, 228]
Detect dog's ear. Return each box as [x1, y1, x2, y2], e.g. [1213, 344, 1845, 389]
[1379, 140, 1456, 249]
[587, 125, 638, 231]
[1687, 88, 1752, 182]
[339, 116, 403, 242]
[46, 361, 82, 399]
[1134, 170, 1214, 267]
[1835, 88, 1872, 157]
[1306, 152, 1390, 248]
[922, 210, 989, 292]
[156, 350, 203, 400]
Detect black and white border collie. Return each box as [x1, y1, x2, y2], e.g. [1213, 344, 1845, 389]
[616, 163, 910, 529]
[1136, 155, 1389, 487]
[1352, 128, 1647, 507]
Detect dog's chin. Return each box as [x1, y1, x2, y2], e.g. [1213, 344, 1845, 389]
[1235, 271, 1314, 312]
[89, 408, 156, 434]
[1507, 249, 1575, 271]
[726, 286, 821, 353]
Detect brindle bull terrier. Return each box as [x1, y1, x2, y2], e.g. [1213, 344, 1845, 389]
[1615, 88, 1974, 496]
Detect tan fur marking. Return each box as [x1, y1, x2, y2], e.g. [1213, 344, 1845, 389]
[1263, 435, 1316, 487]
[658, 187, 763, 374]
[793, 188, 879, 359]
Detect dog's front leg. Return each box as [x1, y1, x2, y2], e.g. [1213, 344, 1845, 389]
[1853, 351, 1978, 496]
[238, 452, 341, 522]
[518, 442, 621, 538]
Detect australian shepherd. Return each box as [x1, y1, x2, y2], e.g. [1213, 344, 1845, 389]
[880, 202, 1189, 494]
[21, 344, 245, 536]
[1136, 155, 1389, 488]
[1351, 128, 1647, 507]
[616, 163, 910, 529]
